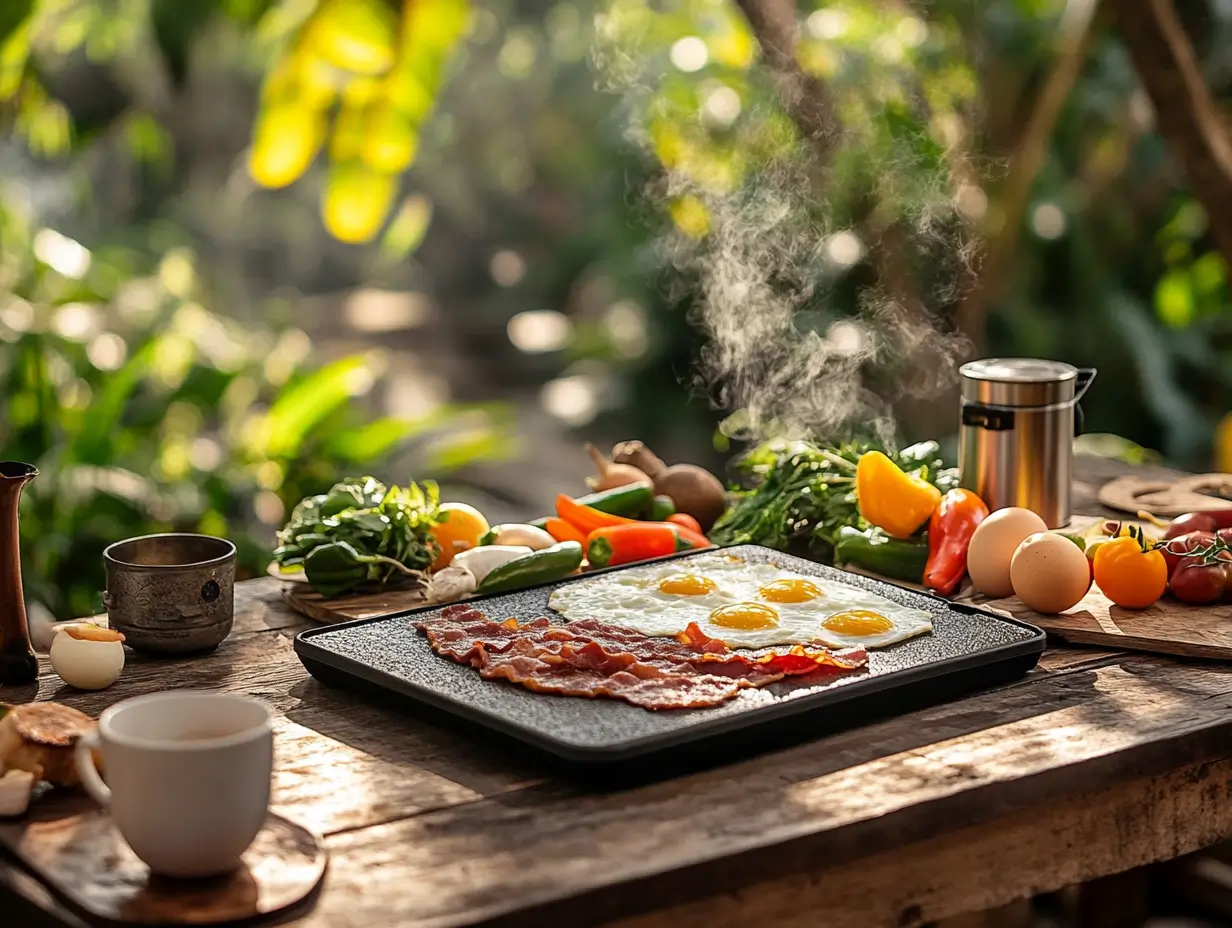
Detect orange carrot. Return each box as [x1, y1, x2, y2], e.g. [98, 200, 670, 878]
[555, 494, 636, 535]
[544, 517, 586, 545]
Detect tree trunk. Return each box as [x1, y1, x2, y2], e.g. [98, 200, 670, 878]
[1108, 0, 1232, 274]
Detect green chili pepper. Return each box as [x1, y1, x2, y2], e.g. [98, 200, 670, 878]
[573, 483, 654, 518]
[524, 485, 656, 531]
[304, 541, 421, 599]
[650, 495, 676, 521]
[475, 541, 584, 595]
[833, 526, 929, 584]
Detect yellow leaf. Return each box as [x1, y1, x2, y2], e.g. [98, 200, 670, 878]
[709, 24, 754, 69]
[306, 0, 396, 75]
[401, 0, 469, 47]
[329, 101, 369, 162]
[342, 74, 384, 106]
[361, 105, 418, 173]
[380, 194, 433, 260]
[248, 104, 325, 188]
[670, 195, 710, 238]
[322, 162, 397, 243]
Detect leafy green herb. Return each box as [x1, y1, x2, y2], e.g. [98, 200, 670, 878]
[710, 439, 958, 562]
[274, 477, 442, 598]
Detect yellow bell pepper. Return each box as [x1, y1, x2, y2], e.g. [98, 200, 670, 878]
[856, 451, 942, 539]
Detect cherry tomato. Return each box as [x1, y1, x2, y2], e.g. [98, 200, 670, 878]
[1159, 530, 1215, 577]
[1166, 512, 1219, 539]
[1093, 536, 1168, 609]
[1169, 558, 1227, 605]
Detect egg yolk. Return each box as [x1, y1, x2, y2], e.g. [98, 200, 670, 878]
[658, 574, 718, 596]
[822, 610, 894, 637]
[759, 578, 822, 603]
[709, 602, 780, 630]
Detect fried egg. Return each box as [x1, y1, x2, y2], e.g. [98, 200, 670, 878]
[547, 553, 933, 649]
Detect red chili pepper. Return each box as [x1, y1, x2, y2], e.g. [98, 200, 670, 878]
[924, 489, 989, 596]
[587, 523, 694, 568]
[666, 512, 703, 535]
[647, 520, 712, 550]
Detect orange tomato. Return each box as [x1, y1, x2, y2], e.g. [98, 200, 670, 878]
[428, 502, 490, 572]
[1092, 536, 1167, 609]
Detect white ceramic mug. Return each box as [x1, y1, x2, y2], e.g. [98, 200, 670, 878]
[75, 690, 273, 878]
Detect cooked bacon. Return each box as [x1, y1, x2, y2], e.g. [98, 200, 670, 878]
[418, 608, 868, 711]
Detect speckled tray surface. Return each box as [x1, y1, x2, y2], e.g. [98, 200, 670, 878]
[295, 545, 1044, 762]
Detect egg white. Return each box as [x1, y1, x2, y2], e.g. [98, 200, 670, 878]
[547, 553, 933, 649]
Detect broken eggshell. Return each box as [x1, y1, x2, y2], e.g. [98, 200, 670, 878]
[49, 624, 126, 691]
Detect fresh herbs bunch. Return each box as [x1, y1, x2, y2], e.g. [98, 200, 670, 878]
[273, 477, 442, 598]
[710, 440, 959, 561]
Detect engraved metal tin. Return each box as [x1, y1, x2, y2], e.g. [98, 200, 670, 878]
[103, 534, 237, 654]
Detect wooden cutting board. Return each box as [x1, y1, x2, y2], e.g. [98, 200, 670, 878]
[280, 584, 429, 624]
[945, 514, 1232, 661]
[965, 586, 1232, 662]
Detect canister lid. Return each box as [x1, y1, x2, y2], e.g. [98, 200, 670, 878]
[960, 358, 1078, 407]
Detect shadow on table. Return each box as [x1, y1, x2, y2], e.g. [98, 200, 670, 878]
[283, 676, 553, 794]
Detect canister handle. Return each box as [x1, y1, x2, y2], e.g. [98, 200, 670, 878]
[1074, 367, 1097, 402]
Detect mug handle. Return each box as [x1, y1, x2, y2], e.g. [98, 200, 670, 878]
[74, 731, 111, 807]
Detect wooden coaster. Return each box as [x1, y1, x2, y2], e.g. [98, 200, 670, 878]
[0, 803, 326, 926]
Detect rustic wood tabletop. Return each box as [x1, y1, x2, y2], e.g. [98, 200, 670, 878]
[4, 455, 1232, 928]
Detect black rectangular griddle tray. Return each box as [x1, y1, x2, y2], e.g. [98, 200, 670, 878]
[294, 544, 1045, 765]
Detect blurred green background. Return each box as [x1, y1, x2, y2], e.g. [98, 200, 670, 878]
[2, 0, 1229, 619]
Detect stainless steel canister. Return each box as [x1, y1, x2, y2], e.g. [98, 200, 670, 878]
[958, 359, 1096, 528]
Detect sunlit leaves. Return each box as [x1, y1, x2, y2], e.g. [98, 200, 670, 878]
[249, 104, 327, 188]
[380, 194, 432, 260]
[670, 194, 711, 238]
[304, 0, 396, 74]
[248, 0, 468, 243]
[322, 162, 397, 243]
[1153, 198, 1230, 329]
[1155, 269, 1193, 328]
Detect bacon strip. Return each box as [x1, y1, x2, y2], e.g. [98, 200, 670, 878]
[419, 606, 867, 711]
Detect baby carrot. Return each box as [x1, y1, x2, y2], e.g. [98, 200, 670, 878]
[544, 516, 586, 545]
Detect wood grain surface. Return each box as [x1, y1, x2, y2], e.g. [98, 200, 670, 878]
[6, 455, 1232, 928]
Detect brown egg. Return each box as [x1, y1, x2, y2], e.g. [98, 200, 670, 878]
[966, 507, 1048, 598]
[1009, 532, 1092, 614]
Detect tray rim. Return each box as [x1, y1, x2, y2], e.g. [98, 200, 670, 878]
[294, 544, 1046, 762]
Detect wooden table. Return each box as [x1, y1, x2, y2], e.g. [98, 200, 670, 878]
[5, 455, 1232, 928]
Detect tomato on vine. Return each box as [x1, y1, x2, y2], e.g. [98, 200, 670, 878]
[1093, 532, 1168, 609]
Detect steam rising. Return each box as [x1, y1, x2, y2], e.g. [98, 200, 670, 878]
[595, 12, 976, 446]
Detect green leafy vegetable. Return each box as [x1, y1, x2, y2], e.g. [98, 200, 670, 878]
[274, 476, 442, 598]
[710, 439, 958, 562]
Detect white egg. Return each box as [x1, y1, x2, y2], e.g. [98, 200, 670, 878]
[548, 553, 933, 650]
[49, 624, 126, 690]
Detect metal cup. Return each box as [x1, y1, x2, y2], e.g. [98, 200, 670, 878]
[103, 534, 237, 655]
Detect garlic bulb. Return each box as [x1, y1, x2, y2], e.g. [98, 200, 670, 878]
[425, 566, 478, 603]
[49, 624, 126, 691]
